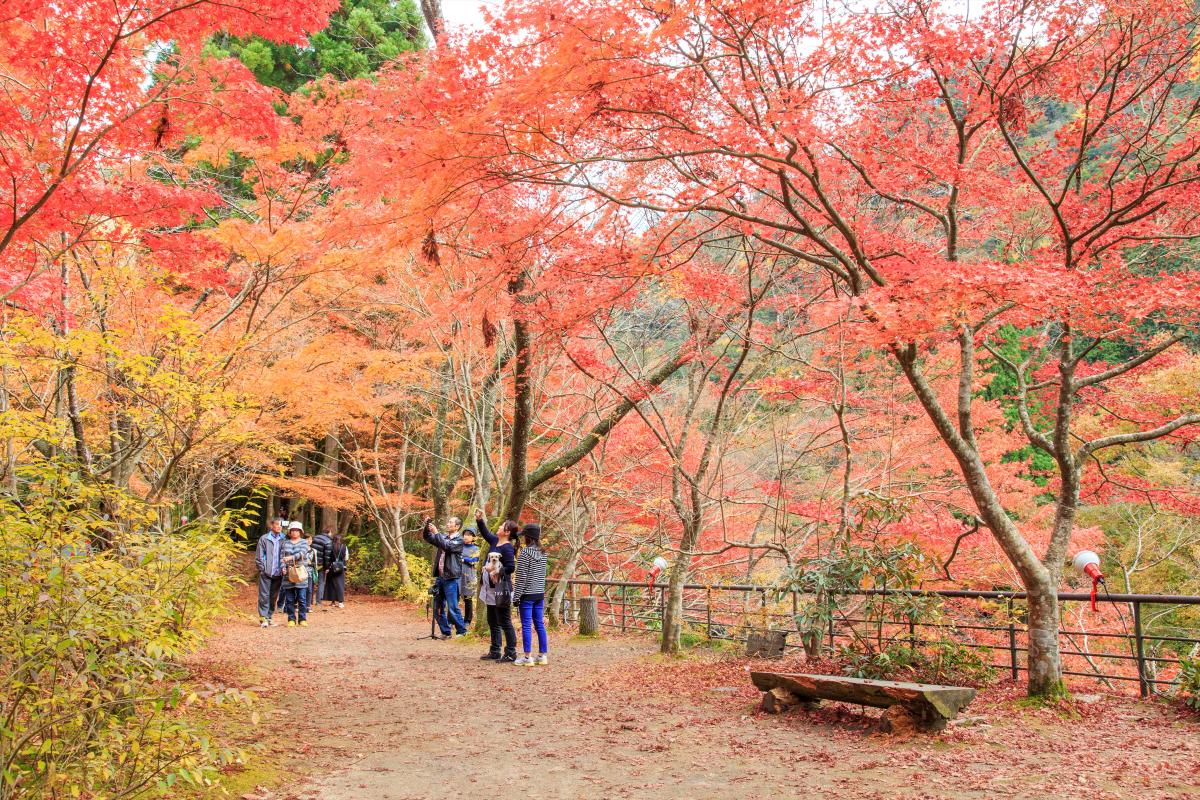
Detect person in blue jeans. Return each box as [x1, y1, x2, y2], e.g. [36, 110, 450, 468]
[422, 516, 468, 638]
[512, 523, 548, 666]
[280, 522, 311, 627]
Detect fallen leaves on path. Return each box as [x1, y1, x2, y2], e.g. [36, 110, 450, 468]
[190, 587, 1199, 800]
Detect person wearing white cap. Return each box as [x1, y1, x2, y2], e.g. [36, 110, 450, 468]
[280, 522, 312, 627]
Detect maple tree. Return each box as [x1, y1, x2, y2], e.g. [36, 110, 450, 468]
[348, 0, 1200, 695]
[4, 0, 1199, 756]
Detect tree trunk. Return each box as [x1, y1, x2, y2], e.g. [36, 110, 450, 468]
[61, 365, 91, 471]
[894, 344, 1066, 696]
[662, 505, 702, 654]
[504, 315, 533, 520]
[318, 433, 339, 533]
[197, 469, 215, 517]
[660, 555, 688, 654]
[420, 0, 444, 41]
[548, 545, 581, 627]
[578, 596, 599, 636]
[1, 367, 15, 493]
[1026, 584, 1065, 697]
[381, 505, 411, 582]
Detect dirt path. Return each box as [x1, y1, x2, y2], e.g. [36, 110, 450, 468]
[192, 589, 1200, 800]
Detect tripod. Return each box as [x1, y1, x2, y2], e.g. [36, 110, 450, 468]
[415, 582, 443, 641]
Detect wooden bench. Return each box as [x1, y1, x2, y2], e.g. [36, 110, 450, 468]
[751, 671, 977, 732]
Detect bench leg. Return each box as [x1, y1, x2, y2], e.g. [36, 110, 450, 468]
[880, 704, 948, 734]
[761, 687, 820, 714]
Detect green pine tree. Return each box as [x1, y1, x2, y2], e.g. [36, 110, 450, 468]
[206, 0, 426, 93]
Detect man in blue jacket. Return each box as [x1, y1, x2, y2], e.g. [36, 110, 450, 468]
[423, 516, 468, 638]
[255, 518, 286, 627]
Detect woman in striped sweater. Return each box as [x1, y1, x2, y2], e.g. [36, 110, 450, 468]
[512, 524, 548, 666]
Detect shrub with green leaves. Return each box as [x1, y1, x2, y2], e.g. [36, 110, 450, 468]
[1181, 655, 1200, 711]
[776, 539, 938, 658]
[369, 552, 432, 604]
[0, 461, 247, 798]
[841, 638, 994, 686]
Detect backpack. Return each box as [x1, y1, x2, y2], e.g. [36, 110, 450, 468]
[327, 545, 347, 575]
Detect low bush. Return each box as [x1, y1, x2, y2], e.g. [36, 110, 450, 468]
[840, 639, 995, 686]
[369, 552, 433, 604]
[1181, 655, 1200, 710]
[0, 462, 248, 799]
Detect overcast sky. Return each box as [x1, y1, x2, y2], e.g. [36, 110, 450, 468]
[441, 0, 506, 31]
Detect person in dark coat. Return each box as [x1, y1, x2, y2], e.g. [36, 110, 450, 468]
[311, 527, 334, 609]
[423, 516, 468, 638]
[324, 532, 349, 608]
[475, 509, 517, 662]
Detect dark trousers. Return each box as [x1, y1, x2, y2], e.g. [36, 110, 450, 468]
[463, 597, 474, 625]
[257, 573, 282, 619]
[486, 602, 516, 657]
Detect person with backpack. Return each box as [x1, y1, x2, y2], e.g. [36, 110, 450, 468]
[475, 509, 517, 662]
[311, 527, 334, 610]
[324, 532, 349, 608]
[255, 517, 286, 628]
[280, 522, 312, 627]
[302, 528, 318, 616]
[513, 523, 548, 666]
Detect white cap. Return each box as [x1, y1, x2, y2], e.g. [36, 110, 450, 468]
[288, 521, 304, 533]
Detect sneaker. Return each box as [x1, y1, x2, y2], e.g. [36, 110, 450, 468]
[534, 654, 548, 666]
[514, 655, 534, 666]
[480, 652, 500, 661]
[299, 620, 308, 627]
[337, 602, 345, 609]
[287, 620, 297, 628]
[260, 618, 269, 628]
[499, 653, 516, 663]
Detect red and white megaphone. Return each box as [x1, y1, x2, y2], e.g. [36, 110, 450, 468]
[1072, 550, 1104, 612]
[648, 556, 670, 589]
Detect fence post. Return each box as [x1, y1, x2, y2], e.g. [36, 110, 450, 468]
[706, 586, 713, 638]
[759, 588, 768, 630]
[620, 589, 627, 632]
[1007, 598, 1019, 681]
[827, 617, 835, 652]
[659, 585, 665, 627]
[908, 614, 916, 653]
[1133, 600, 1148, 697]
